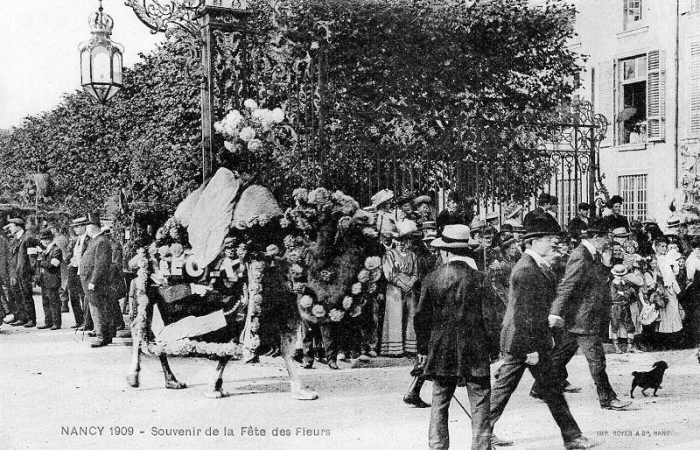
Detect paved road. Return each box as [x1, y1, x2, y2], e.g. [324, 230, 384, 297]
[2, 302, 700, 449]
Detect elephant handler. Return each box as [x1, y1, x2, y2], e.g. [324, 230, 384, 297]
[414, 224, 492, 450]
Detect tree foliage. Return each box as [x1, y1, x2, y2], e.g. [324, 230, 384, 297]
[0, 0, 580, 213]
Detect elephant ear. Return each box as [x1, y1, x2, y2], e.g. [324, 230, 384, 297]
[187, 168, 241, 268]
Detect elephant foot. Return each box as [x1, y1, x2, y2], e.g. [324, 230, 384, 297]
[127, 372, 140, 388]
[291, 381, 318, 401]
[165, 380, 187, 390]
[203, 389, 229, 399]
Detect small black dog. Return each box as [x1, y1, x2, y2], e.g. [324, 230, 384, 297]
[630, 361, 669, 398]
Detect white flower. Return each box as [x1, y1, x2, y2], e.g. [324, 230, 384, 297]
[312, 304, 326, 318]
[253, 108, 275, 128]
[214, 121, 224, 133]
[329, 309, 345, 322]
[342, 296, 354, 310]
[243, 99, 258, 110]
[247, 138, 263, 152]
[271, 107, 285, 123]
[299, 295, 313, 308]
[224, 141, 236, 152]
[364, 256, 381, 271]
[239, 127, 256, 142]
[351, 282, 362, 295]
[223, 109, 243, 130]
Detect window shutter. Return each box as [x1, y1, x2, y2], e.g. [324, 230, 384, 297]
[596, 60, 615, 147]
[647, 49, 666, 141]
[691, 39, 700, 136]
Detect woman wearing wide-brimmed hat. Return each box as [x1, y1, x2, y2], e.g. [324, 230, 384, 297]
[380, 220, 420, 357]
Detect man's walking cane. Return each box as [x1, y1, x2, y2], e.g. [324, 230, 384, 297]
[452, 393, 473, 419]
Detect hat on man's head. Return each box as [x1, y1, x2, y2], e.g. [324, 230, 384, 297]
[522, 215, 561, 239]
[413, 195, 432, 207]
[667, 217, 681, 228]
[578, 202, 591, 211]
[500, 223, 514, 233]
[431, 225, 472, 249]
[587, 218, 610, 236]
[223, 237, 236, 249]
[70, 216, 88, 227]
[422, 229, 438, 242]
[84, 213, 101, 227]
[611, 264, 627, 277]
[447, 191, 462, 203]
[485, 211, 499, 222]
[537, 192, 552, 205]
[611, 227, 630, 238]
[549, 195, 559, 206]
[500, 232, 517, 248]
[371, 189, 394, 208]
[39, 229, 54, 241]
[469, 218, 486, 234]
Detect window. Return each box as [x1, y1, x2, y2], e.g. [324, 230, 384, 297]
[618, 55, 647, 144]
[624, 0, 643, 30]
[618, 174, 647, 221]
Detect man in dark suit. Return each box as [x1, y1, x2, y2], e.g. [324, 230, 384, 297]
[436, 191, 472, 233]
[549, 219, 631, 410]
[523, 193, 561, 232]
[79, 214, 113, 347]
[0, 225, 13, 325]
[489, 217, 593, 450]
[6, 218, 39, 328]
[65, 217, 89, 329]
[567, 202, 590, 240]
[37, 229, 63, 330]
[414, 224, 492, 450]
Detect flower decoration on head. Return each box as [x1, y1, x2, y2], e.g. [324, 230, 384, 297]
[329, 309, 345, 322]
[342, 296, 354, 310]
[299, 295, 313, 308]
[357, 269, 371, 284]
[364, 256, 381, 271]
[312, 304, 326, 318]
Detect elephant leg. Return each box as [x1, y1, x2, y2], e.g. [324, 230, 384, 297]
[127, 334, 141, 388]
[161, 354, 186, 389]
[204, 356, 232, 398]
[281, 330, 318, 400]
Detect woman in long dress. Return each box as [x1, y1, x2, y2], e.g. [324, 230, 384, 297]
[380, 222, 419, 356]
[654, 237, 683, 349]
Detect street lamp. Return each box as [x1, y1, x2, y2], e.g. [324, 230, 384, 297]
[79, 0, 124, 104]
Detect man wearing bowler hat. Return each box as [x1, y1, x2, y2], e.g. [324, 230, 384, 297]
[549, 218, 631, 411]
[523, 193, 561, 232]
[414, 224, 493, 449]
[79, 213, 114, 347]
[6, 218, 40, 328]
[37, 229, 63, 330]
[567, 202, 590, 240]
[489, 216, 593, 449]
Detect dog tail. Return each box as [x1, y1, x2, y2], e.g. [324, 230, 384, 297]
[632, 371, 639, 376]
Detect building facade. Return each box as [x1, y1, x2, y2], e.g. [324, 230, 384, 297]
[572, 0, 700, 225]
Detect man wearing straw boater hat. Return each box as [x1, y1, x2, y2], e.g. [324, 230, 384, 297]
[489, 216, 593, 449]
[414, 224, 493, 449]
[65, 216, 89, 329]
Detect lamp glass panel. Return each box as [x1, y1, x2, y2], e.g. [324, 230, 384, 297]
[113, 52, 123, 84]
[80, 50, 91, 85]
[92, 47, 111, 83]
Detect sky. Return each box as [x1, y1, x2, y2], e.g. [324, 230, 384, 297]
[0, 0, 164, 129]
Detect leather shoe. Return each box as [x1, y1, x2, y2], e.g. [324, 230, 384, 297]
[491, 434, 514, 447]
[23, 321, 36, 327]
[37, 323, 52, 329]
[10, 320, 27, 326]
[403, 394, 430, 408]
[88, 331, 96, 337]
[565, 436, 597, 449]
[90, 339, 109, 348]
[601, 398, 631, 410]
[50, 325, 60, 330]
[328, 361, 339, 370]
[529, 391, 544, 401]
